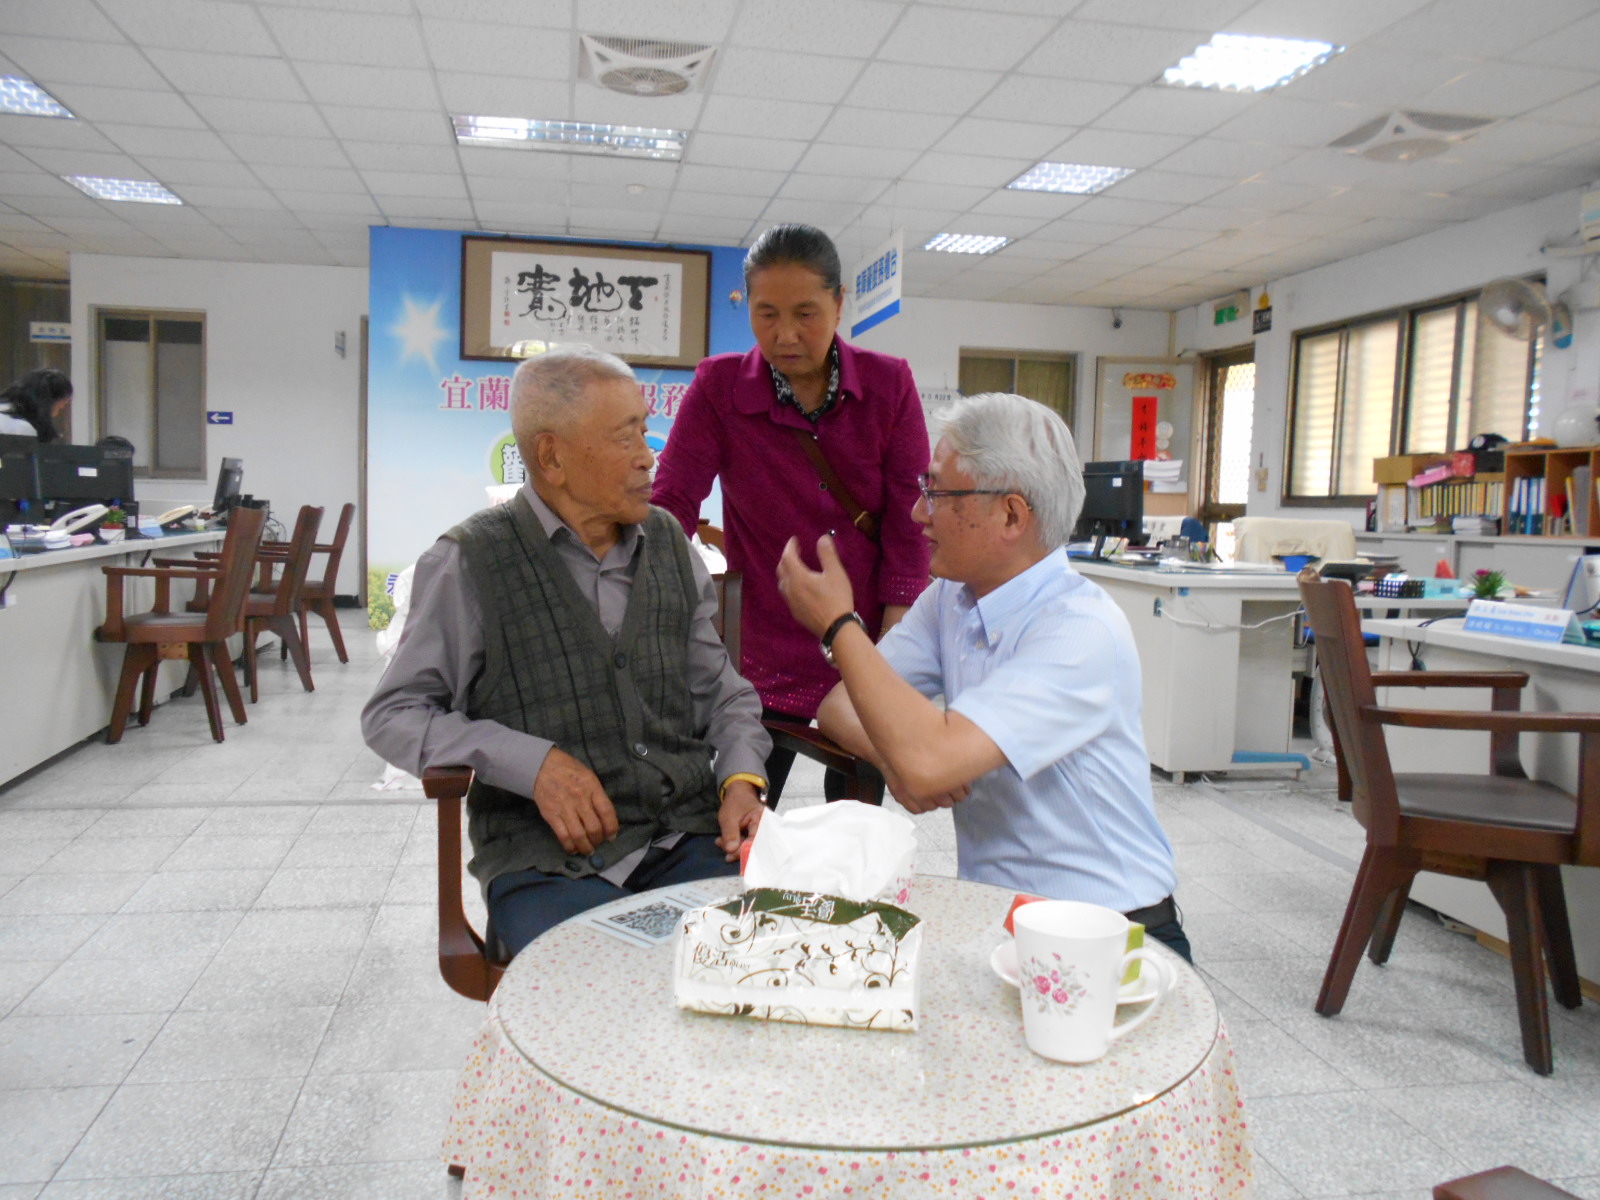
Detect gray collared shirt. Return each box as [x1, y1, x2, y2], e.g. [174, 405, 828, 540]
[362, 483, 770, 880]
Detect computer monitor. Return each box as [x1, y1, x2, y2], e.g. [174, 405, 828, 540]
[1074, 459, 1145, 558]
[0, 434, 41, 505]
[213, 457, 243, 514]
[35, 442, 135, 507]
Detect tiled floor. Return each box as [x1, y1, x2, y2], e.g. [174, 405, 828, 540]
[2, 624, 1599, 1199]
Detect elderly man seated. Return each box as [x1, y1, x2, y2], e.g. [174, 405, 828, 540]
[777, 391, 1190, 960]
[363, 348, 770, 957]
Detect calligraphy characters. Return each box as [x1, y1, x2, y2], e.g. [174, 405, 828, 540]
[516, 263, 661, 322]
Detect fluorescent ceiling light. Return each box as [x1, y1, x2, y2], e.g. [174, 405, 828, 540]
[1008, 161, 1134, 195]
[1161, 32, 1342, 92]
[452, 115, 686, 160]
[923, 233, 1009, 255]
[64, 176, 183, 204]
[0, 76, 74, 118]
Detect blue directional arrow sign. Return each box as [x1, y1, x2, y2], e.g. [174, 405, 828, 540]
[206, 411, 234, 425]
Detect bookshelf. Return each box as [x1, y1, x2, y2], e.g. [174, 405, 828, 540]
[1504, 446, 1599, 538]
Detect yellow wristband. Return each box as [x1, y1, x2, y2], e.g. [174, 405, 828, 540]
[720, 772, 768, 800]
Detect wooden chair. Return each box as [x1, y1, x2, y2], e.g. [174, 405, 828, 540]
[1298, 568, 1597, 1075]
[241, 505, 322, 702]
[96, 505, 266, 744]
[1435, 1166, 1581, 1200]
[257, 501, 355, 665]
[422, 570, 883, 1002]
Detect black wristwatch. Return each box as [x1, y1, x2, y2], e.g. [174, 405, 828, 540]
[821, 611, 867, 667]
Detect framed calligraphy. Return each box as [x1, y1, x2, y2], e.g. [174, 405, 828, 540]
[461, 235, 711, 367]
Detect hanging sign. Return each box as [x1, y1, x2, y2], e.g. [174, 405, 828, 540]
[850, 230, 903, 338]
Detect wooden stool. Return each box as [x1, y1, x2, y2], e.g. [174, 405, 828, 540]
[1435, 1166, 1581, 1200]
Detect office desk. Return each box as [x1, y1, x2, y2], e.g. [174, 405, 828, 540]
[1365, 617, 1600, 988]
[1074, 561, 1303, 780]
[443, 874, 1251, 1198]
[0, 532, 226, 785]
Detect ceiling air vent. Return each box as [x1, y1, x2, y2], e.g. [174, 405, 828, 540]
[579, 35, 716, 97]
[1328, 110, 1497, 162]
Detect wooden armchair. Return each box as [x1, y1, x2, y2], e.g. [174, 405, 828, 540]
[255, 501, 355, 664]
[422, 570, 883, 1002]
[1298, 569, 1597, 1074]
[240, 505, 322, 702]
[96, 506, 266, 743]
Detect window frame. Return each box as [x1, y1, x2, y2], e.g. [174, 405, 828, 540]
[93, 306, 208, 481]
[957, 348, 1077, 428]
[1282, 281, 1541, 506]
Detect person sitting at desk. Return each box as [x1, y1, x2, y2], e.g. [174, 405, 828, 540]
[0, 368, 71, 442]
[362, 348, 771, 957]
[776, 391, 1190, 959]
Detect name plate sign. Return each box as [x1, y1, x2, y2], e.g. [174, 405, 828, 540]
[1462, 599, 1584, 644]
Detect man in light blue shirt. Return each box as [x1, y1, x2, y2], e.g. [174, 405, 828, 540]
[777, 391, 1188, 959]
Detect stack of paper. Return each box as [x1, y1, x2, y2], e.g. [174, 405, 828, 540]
[1143, 458, 1186, 493]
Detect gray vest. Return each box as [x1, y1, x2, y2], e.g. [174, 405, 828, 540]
[447, 495, 720, 886]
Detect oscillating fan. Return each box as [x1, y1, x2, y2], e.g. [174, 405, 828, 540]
[1480, 277, 1553, 341]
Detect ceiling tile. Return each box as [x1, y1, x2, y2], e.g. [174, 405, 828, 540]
[1152, 137, 1299, 178]
[361, 170, 466, 199]
[412, 0, 567, 21]
[568, 180, 663, 210]
[378, 197, 476, 220]
[1047, 128, 1188, 168]
[973, 76, 1130, 126]
[421, 19, 571, 78]
[472, 200, 571, 227]
[567, 88, 707, 130]
[759, 197, 864, 227]
[99, 124, 238, 159]
[0, 0, 125, 42]
[296, 62, 441, 112]
[695, 95, 834, 141]
[1068, 195, 1183, 225]
[773, 174, 884, 205]
[273, 190, 381, 215]
[934, 118, 1076, 160]
[1107, 170, 1231, 205]
[5, 36, 170, 90]
[1155, 205, 1257, 232]
[658, 214, 753, 243]
[1113, 225, 1223, 250]
[1278, 47, 1471, 110]
[224, 133, 349, 167]
[189, 96, 330, 137]
[1379, 0, 1597, 58]
[1018, 21, 1206, 85]
[575, 0, 741, 44]
[18, 147, 147, 178]
[1207, 96, 1377, 148]
[144, 50, 309, 101]
[729, 0, 904, 54]
[842, 62, 1001, 117]
[1034, 216, 1141, 242]
[685, 132, 807, 172]
[1095, 86, 1259, 138]
[95, 0, 277, 55]
[342, 142, 460, 173]
[319, 105, 453, 144]
[1511, 10, 1600, 72]
[1457, 120, 1599, 166]
[965, 189, 1089, 219]
[435, 73, 572, 120]
[713, 48, 866, 104]
[0, 113, 122, 152]
[886, 180, 993, 210]
[666, 190, 771, 219]
[458, 146, 574, 180]
[1226, 0, 1432, 44]
[254, 164, 369, 193]
[172, 184, 286, 209]
[1075, 242, 1179, 267]
[45, 84, 204, 128]
[790, 142, 908, 177]
[674, 164, 790, 197]
[1527, 83, 1600, 129]
[902, 151, 1031, 187]
[1417, 61, 1600, 120]
[257, 8, 430, 67]
[566, 155, 679, 186]
[877, 7, 1058, 70]
[1071, 0, 1253, 31]
[1203, 178, 1342, 211]
[817, 107, 954, 150]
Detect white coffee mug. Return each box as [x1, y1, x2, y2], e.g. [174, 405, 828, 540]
[1012, 900, 1174, 1064]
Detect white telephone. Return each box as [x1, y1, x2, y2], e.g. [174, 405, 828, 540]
[48, 504, 109, 535]
[156, 505, 197, 528]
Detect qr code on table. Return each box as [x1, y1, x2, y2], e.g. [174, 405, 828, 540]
[605, 899, 688, 944]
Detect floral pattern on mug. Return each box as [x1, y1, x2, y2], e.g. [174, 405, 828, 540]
[1022, 951, 1088, 1014]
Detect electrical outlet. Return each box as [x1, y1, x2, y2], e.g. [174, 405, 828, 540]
[1255, 467, 1269, 492]
[1153, 598, 1163, 617]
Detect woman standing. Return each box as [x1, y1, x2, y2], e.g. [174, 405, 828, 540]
[0, 368, 72, 441]
[653, 225, 931, 801]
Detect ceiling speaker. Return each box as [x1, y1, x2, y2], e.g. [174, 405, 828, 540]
[1328, 110, 1497, 163]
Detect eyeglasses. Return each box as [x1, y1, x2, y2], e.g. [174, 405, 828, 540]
[917, 473, 1013, 509]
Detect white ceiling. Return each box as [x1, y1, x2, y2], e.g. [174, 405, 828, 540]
[4, 0, 1600, 309]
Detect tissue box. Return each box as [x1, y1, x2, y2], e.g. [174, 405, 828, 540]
[674, 888, 922, 1032]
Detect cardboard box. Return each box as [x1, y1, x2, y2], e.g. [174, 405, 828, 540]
[1373, 453, 1453, 484]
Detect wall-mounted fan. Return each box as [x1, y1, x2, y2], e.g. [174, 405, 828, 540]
[1480, 277, 1553, 342]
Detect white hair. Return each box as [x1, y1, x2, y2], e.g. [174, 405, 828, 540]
[510, 347, 636, 447]
[939, 392, 1086, 550]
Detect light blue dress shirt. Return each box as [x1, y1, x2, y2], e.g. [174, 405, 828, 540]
[879, 548, 1177, 912]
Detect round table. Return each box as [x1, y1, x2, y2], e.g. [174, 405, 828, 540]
[443, 875, 1252, 1198]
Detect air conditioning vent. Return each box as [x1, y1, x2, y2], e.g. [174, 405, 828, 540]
[1328, 110, 1497, 163]
[580, 34, 716, 97]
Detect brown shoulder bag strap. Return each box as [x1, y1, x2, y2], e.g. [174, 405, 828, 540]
[789, 427, 880, 541]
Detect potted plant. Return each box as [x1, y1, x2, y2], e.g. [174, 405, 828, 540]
[99, 506, 128, 544]
[1471, 568, 1506, 600]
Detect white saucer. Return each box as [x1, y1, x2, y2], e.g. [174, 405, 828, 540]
[990, 941, 1157, 1005]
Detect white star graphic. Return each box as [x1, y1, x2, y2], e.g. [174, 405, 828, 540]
[390, 294, 450, 374]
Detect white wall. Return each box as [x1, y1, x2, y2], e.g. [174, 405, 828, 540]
[69, 254, 368, 596]
[854, 296, 1170, 455]
[1172, 188, 1594, 527]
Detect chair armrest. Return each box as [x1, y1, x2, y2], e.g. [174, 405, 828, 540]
[1367, 705, 1600, 735]
[151, 556, 221, 568]
[103, 566, 219, 581]
[764, 720, 858, 777]
[1372, 670, 1529, 689]
[422, 765, 475, 800]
